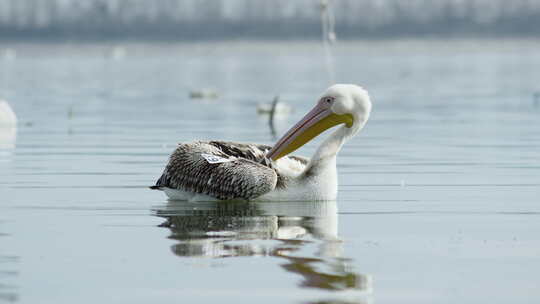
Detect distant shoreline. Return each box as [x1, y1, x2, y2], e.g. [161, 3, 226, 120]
[1, 31, 539, 44]
[2, 0, 539, 42]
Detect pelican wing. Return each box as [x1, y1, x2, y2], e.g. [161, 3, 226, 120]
[151, 141, 278, 200]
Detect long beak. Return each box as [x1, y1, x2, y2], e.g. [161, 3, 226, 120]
[267, 102, 353, 161]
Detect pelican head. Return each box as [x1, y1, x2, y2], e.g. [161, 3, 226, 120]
[267, 84, 371, 160]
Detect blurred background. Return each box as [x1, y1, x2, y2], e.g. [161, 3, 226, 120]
[1, 0, 540, 39]
[1, 1, 540, 304]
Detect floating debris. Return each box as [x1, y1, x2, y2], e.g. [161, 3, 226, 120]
[0, 100, 17, 126]
[189, 89, 219, 99]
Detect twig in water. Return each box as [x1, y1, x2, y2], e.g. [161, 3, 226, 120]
[269, 96, 279, 139]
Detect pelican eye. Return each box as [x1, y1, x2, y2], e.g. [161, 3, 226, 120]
[322, 97, 334, 104]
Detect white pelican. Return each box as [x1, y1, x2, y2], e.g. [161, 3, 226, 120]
[256, 101, 293, 116]
[0, 100, 17, 149]
[151, 84, 372, 201]
[0, 100, 17, 126]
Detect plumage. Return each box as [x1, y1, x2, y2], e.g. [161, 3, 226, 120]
[152, 84, 372, 202]
[152, 141, 278, 200]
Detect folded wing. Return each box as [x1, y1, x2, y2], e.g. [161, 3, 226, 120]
[152, 141, 278, 200]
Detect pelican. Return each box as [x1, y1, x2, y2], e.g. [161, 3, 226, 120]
[151, 84, 372, 201]
[0, 100, 17, 149]
[0, 100, 17, 126]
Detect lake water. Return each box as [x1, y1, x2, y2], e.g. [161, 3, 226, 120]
[1, 39, 539, 304]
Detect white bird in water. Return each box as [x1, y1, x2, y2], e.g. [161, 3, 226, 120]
[0, 100, 17, 149]
[151, 84, 372, 201]
[256, 101, 293, 116]
[0, 100, 17, 126]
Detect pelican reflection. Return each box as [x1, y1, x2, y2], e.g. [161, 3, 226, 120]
[153, 201, 371, 293]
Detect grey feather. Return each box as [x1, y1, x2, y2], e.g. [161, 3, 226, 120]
[152, 141, 278, 200]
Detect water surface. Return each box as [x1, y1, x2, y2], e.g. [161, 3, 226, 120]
[0, 39, 539, 303]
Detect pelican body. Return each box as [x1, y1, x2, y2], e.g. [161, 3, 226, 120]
[0, 100, 17, 126]
[151, 84, 372, 201]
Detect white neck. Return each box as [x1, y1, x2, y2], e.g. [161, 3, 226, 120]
[304, 125, 352, 175]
